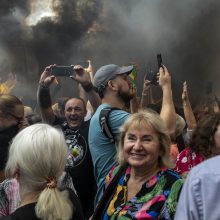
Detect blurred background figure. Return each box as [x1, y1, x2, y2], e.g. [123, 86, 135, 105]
[175, 113, 220, 178]
[0, 94, 26, 217]
[0, 94, 26, 181]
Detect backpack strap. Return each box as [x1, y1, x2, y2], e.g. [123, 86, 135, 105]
[99, 107, 120, 143]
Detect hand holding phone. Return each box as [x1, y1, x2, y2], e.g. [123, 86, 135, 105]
[51, 66, 74, 77]
[145, 70, 158, 85]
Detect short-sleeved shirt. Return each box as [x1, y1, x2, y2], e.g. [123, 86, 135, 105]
[103, 165, 183, 220]
[89, 104, 129, 204]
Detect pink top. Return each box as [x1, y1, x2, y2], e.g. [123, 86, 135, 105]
[0, 178, 20, 217]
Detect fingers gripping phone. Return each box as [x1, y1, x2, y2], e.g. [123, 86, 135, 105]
[145, 70, 158, 85]
[51, 66, 74, 76]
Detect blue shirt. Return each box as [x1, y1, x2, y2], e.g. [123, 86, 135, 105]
[175, 155, 220, 220]
[88, 103, 129, 205]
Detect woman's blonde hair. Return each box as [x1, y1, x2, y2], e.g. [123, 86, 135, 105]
[5, 123, 73, 220]
[117, 110, 174, 169]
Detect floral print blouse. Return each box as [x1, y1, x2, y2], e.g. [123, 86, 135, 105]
[174, 147, 204, 176]
[103, 165, 183, 220]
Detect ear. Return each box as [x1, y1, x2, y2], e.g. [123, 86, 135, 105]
[107, 80, 118, 91]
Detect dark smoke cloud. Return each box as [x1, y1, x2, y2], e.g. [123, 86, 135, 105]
[80, 0, 220, 104]
[29, 0, 101, 69]
[0, 0, 220, 105]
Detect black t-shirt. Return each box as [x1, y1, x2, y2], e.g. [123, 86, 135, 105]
[0, 189, 84, 220]
[54, 117, 97, 217]
[0, 124, 19, 170]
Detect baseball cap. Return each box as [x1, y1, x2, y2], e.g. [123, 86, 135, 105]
[93, 64, 133, 92]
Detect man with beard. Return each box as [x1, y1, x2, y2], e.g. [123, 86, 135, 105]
[88, 64, 134, 205]
[89, 64, 176, 205]
[37, 65, 101, 219]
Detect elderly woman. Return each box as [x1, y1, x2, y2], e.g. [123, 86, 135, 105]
[93, 110, 183, 220]
[175, 113, 220, 177]
[1, 123, 83, 220]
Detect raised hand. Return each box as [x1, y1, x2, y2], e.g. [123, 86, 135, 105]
[158, 65, 171, 89]
[39, 65, 56, 87]
[70, 65, 91, 86]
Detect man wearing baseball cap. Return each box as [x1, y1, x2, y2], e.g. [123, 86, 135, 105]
[89, 64, 134, 205]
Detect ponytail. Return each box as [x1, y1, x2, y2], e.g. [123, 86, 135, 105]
[36, 187, 73, 220]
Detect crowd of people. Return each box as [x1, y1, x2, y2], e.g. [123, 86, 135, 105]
[0, 60, 220, 220]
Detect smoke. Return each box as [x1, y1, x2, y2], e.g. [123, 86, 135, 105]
[79, 0, 220, 104]
[0, 0, 220, 105]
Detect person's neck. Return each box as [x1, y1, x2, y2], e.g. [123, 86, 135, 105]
[130, 164, 160, 183]
[19, 191, 39, 207]
[102, 96, 125, 110]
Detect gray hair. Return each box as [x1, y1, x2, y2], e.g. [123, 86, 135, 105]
[117, 110, 174, 169]
[5, 123, 73, 220]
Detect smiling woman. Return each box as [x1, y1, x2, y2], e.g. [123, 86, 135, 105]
[93, 110, 183, 220]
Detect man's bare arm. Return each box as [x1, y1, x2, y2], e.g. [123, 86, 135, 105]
[37, 65, 56, 124]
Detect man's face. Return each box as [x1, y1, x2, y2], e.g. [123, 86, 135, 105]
[64, 98, 87, 129]
[114, 74, 134, 103]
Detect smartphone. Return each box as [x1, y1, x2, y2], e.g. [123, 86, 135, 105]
[51, 66, 74, 77]
[157, 53, 163, 69]
[145, 69, 157, 84]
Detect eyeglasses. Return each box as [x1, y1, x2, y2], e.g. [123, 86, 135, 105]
[7, 112, 23, 122]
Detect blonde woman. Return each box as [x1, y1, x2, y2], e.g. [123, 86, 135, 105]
[93, 110, 183, 219]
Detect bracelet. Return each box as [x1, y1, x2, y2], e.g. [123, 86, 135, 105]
[81, 82, 93, 92]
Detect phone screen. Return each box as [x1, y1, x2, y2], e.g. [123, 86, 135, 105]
[157, 54, 162, 69]
[145, 69, 157, 84]
[51, 66, 74, 77]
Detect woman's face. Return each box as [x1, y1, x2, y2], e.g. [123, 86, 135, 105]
[123, 126, 161, 171]
[214, 124, 220, 148]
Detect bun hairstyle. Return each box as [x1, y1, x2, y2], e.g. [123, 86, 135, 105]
[5, 123, 73, 220]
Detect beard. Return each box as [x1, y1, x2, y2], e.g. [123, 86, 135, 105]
[117, 87, 134, 105]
